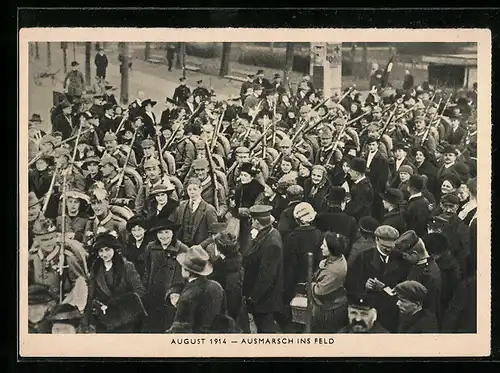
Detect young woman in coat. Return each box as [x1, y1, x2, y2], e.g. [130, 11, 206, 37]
[303, 165, 331, 214]
[122, 214, 150, 280]
[145, 183, 179, 231]
[310, 232, 349, 333]
[87, 233, 147, 333]
[229, 162, 265, 254]
[142, 219, 189, 333]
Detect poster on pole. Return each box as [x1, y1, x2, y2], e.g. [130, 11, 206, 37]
[326, 43, 342, 67]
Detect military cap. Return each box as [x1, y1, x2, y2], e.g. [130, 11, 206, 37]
[60, 190, 90, 203]
[249, 205, 273, 219]
[235, 146, 250, 154]
[279, 137, 293, 147]
[192, 158, 209, 169]
[319, 126, 333, 139]
[28, 191, 41, 209]
[333, 117, 347, 127]
[89, 186, 108, 202]
[379, 188, 404, 205]
[81, 156, 101, 170]
[60, 100, 72, 110]
[374, 225, 400, 247]
[286, 184, 304, 199]
[394, 280, 428, 303]
[40, 134, 57, 147]
[28, 284, 57, 305]
[429, 215, 448, 226]
[408, 174, 425, 192]
[350, 157, 367, 173]
[398, 165, 413, 175]
[414, 115, 427, 124]
[240, 161, 259, 177]
[143, 158, 161, 168]
[53, 147, 71, 159]
[45, 303, 83, 325]
[256, 69, 264, 74]
[299, 105, 311, 114]
[347, 292, 377, 310]
[394, 230, 429, 261]
[32, 217, 57, 236]
[103, 132, 117, 142]
[441, 193, 460, 206]
[141, 138, 155, 148]
[150, 182, 175, 195]
[359, 216, 379, 234]
[366, 133, 379, 144]
[99, 155, 119, 169]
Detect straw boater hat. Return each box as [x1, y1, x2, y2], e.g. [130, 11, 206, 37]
[176, 246, 213, 276]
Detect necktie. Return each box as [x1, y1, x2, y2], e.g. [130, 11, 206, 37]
[190, 200, 195, 212]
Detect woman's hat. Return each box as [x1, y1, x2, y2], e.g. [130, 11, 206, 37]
[176, 246, 213, 276]
[141, 99, 157, 108]
[29, 113, 42, 123]
[239, 162, 259, 177]
[379, 188, 404, 205]
[93, 232, 122, 251]
[126, 214, 147, 231]
[327, 186, 347, 204]
[214, 231, 239, 255]
[411, 145, 430, 159]
[442, 173, 462, 189]
[150, 183, 175, 195]
[359, 216, 379, 234]
[71, 61, 79, 67]
[149, 218, 181, 233]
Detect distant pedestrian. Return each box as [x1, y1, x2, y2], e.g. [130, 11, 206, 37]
[166, 45, 176, 72]
[95, 47, 109, 82]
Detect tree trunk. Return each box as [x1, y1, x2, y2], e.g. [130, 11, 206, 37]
[175, 42, 182, 68]
[85, 42, 92, 87]
[179, 43, 186, 78]
[120, 42, 129, 105]
[362, 43, 368, 79]
[62, 44, 68, 74]
[145, 42, 151, 61]
[219, 42, 232, 77]
[351, 45, 356, 77]
[270, 42, 274, 52]
[35, 42, 40, 59]
[47, 42, 51, 67]
[283, 42, 294, 86]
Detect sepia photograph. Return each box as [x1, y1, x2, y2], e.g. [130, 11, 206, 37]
[19, 27, 491, 358]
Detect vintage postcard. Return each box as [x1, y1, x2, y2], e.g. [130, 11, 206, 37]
[19, 28, 491, 358]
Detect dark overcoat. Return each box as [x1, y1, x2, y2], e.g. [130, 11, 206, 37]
[242, 225, 284, 314]
[403, 195, 430, 238]
[314, 206, 359, 255]
[345, 177, 374, 222]
[441, 275, 477, 333]
[381, 209, 408, 236]
[277, 201, 301, 240]
[398, 308, 439, 333]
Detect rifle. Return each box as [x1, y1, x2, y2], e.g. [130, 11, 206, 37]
[156, 133, 169, 175]
[204, 141, 220, 214]
[210, 108, 225, 152]
[379, 104, 399, 139]
[162, 121, 184, 152]
[423, 90, 438, 116]
[41, 169, 58, 216]
[116, 128, 139, 191]
[421, 97, 443, 145]
[271, 95, 277, 147]
[114, 111, 130, 134]
[58, 169, 68, 302]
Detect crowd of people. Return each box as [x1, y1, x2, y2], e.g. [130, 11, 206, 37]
[27, 56, 479, 334]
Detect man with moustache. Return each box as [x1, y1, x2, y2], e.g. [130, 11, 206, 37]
[337, 292, 389, 333]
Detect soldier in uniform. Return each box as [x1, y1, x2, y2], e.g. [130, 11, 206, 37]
[84, 186, 128, 250]
[28, 217, 89, 320]
[63, 61, 85, 104]
[99, 155, 137, 208]
[101, 132, 138, 168]
[337, 292, 389, 333]
[53, 147, 87, 192]
[192, 79, 210, 100]
[55, 189, 92, 243]
[173, 77, 191, 106]
[412, 116, 437, 155]
[160, 97, 177, 129]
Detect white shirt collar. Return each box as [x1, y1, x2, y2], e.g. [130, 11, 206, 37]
[458, 200, 477, 220]
[354, 175, 366, 184]
[409, 192, 422, 201]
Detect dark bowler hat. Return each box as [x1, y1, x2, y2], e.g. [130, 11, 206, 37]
[104, 85, 116, 91]
[249, 205, 273, 219]
[71, 61, 79, 67]
[176, 246, 213, 276]
[28, 284, 58, 305]
[149, 218, 181, 233]
[126, 214, 147, 231]
[29, 113, 42, 123]
[141, 99, 157, 108]
[359, 216, 379, 234]
[380, 188, 404, 205]
[347, 292, 377, 310]
[45, 303, 82, 324]
[408, 174, 425, 192]
[327, 186, 347, 203]
[273, 73, 281, 79]
[350, 157, 367, 173]
[93, 232, 122, 251]
[394, 280, 428, 303]
[442, 144, 457, 155]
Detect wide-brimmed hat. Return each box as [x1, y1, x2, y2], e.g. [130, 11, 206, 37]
[93, 232, 122, 252]
[45, 303, 82, 324]
[150, 182, 175, 195]
[126, 214, 147, 231]
[379, 188, 404, 205]
[141, 99, 157, 108]
[29, 113, 42, 123]
[176, 246, 213, 276]
[149, 218, 181, 233]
